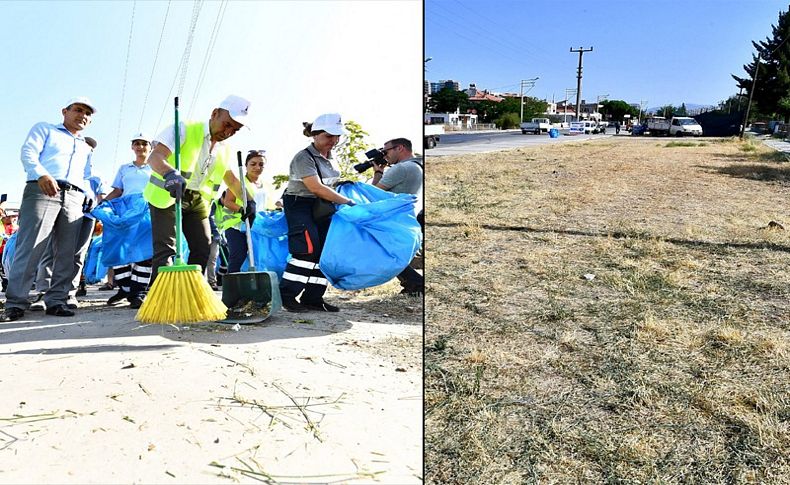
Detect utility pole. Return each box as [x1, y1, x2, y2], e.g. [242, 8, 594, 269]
[740, 54, 760, 139]
[564, 88, 577, 125]
[596, 94, 609, 121]
[570, 46, 593, 121]
[519, 77, 539, 123]
[638, 99, 647, 125]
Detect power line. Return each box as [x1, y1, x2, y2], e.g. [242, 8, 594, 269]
[138, 0, 172, 131]
[113, 0, 136, 166]
[154, 0, 203, 134]
[187, 0, 229, 119]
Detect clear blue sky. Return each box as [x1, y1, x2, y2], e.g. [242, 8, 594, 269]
[426, 0, 786, 108]
[0, 1, 422, 207]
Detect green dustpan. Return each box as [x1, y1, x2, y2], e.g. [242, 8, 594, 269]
[218, 151, 282, 324]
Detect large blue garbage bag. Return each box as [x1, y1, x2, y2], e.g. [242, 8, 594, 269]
[84, 235, 108, 284]
[247, 210, 290, 278]
[2, 232, 17, 277]
[91, 193, 152, 267]
[319, 182, 421, 290]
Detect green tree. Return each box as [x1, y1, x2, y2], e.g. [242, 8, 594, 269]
[428, 87, 469, 113]
[600, 99, 640, 121]
[677, 103, 688, 116]
[732, 6, 790, 121]
[469, 99, 498, 123]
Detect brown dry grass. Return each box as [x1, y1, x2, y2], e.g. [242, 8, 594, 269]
[425, 136, 790, 484]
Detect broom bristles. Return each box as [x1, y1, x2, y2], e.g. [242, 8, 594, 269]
[136, 268, 227, 324]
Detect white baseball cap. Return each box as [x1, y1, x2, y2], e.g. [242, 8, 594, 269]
[219, 95, 251, 126]
[64, 96, 97, 114]
[311, 113, 345, 136]
[130, 132, 151, 143]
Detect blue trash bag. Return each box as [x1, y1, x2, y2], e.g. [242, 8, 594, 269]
[319, 182, 421, 290]
[91, 193, 152, 267]
[245, 210, 290, 278]
[2, 232, 17, 277]
[83, 235, 108, 284]
[549, 128, 560, 138]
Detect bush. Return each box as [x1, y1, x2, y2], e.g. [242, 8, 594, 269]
[496, 112, 521, 130]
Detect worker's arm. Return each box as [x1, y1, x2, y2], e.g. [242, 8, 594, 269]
[302, 175, 354, 204]
[103, 187, 124, 201]
[222, 187, 241, 212]
[222, 169, 250, 202]
[147, 143, 174, 176]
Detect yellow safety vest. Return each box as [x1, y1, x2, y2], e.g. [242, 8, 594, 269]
[214, 176, 258, 232]
[143, 122, 229, 209]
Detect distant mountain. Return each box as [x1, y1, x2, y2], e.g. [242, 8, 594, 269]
[646, 103, 715, 114]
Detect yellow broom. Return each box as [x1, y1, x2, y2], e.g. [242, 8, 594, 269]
[136, 97, 227, 324]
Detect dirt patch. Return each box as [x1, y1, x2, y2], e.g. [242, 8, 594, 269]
[425, 137, 790, 484]
[0, 280, 423, 483]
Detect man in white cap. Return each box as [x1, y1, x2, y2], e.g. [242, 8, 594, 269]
[101, 132, 155, 308]
[143, 95, 255, 288]
[1, 97, 101, 321]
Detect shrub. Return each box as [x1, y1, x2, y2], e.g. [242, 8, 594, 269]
[496, 112, 521, 130]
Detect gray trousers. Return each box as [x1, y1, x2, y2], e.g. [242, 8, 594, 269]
[35, 216, 95, 296]
[6, 183, 85, 309]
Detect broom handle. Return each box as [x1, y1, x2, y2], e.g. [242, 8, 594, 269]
[173, 96, 184, 266]
[237, 151, 256, 271]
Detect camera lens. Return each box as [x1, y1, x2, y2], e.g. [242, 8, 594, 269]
[353, 161, 374, 173]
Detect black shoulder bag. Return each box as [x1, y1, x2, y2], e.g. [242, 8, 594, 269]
[304, 149, 337, 223]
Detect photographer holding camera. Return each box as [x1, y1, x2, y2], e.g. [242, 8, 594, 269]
[369, 138, 424, 296]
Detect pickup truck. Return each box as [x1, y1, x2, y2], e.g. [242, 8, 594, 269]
[520, 117, 552, 134]
[424, 124, 443, 149]
[647, 116, 703, 137]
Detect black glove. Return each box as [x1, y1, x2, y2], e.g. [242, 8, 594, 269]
[240, 199, 257, 224]
[346, 200, 356, 207]
[163, 170, 186, 199]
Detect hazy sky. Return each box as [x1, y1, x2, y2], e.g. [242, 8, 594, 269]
[0, 0, 422, 206]
[426, 0, 786, 109]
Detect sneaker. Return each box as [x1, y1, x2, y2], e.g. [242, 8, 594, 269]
[107, 291, 128, 306]
[45, 305, 75, 317]
[30, 300, 46, 311]
[98, 282, 115, 291]
[282, 298, 309, 313]
[128, 296, 144, 309]
[75, 285, 87, 297]
[0, 307, 25, 322]
[301, 300, 340, 312]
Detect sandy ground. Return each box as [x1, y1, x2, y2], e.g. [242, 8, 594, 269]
[0, 286, 422, 484]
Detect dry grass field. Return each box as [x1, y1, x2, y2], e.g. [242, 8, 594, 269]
[425, 136, 790, 484]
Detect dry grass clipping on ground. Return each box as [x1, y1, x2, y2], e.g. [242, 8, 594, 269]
[425, 137, 790, 484]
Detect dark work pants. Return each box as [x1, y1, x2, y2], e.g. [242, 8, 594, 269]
[396, 209, 425, 292]
[225, 227, 249, 274]
[279, 194, 331, 304]
[113, 259, 153, 299]
[149, 189, 211, 285]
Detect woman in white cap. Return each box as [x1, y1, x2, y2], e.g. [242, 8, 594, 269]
[279, 113, 355, 313]
[102, 133, 154, 309]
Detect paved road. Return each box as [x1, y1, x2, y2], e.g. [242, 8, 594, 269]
[427, 129, 616, 156]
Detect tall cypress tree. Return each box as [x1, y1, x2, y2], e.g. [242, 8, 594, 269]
[732, 6, 790, 121]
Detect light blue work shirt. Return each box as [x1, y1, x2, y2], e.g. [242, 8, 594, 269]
[20, 122, 96, 191]
[112, 162, 152, 195]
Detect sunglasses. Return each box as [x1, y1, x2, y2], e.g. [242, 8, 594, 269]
[382, 145, 399, 153]
[248, 149, 266, 156]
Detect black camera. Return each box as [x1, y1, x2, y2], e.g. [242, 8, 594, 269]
[353, 148, 388, 173]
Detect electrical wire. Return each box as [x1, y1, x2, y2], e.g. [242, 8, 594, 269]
[154, 0, 203, 134]
[138, 0, 172, 131]
[113, 0, 136, 167]
[187, 0, 229, 119]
